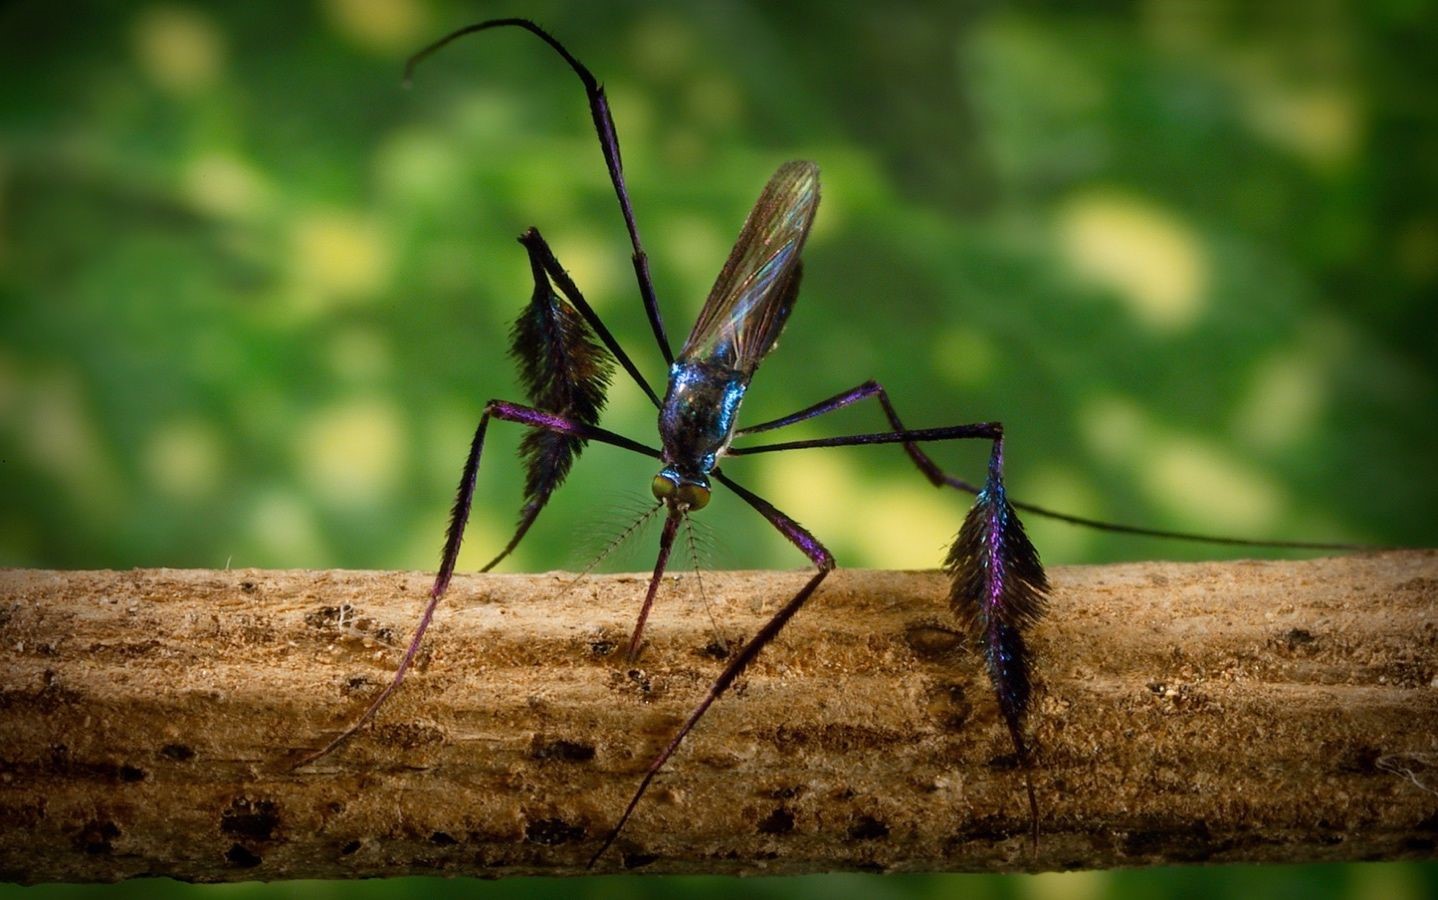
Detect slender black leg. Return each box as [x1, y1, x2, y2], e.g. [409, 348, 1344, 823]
[729, 421, 1004, 455]
[407, 19, 675, 365]
[588, 470, 834, 866]
[296, 401, 659, 768]
[734, 380, 960, 488]
[735, 381, 1360, 551]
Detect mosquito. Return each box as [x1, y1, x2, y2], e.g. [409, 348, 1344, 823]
[299, 18, 1359, 863]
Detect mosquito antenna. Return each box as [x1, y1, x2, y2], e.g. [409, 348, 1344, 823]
[559, 501, 665, 597]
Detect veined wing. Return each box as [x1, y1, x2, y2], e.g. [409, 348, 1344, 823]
[679, 161, 819, 374]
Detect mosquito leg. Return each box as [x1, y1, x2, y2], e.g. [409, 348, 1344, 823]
[735, 379, 985, 487]
[730, 420, 1046, 838]
[406, 19, 674, 364]
[729, 421, 1004, 455]
[736, 381, 1361, 550]
[589, 470, 834, 866]
[295, 401, 659, 768]
[475, 230, 665, 574]
[521, 227, 662, 409]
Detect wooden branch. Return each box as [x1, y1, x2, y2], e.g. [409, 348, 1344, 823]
[1, 553, 1435, 882]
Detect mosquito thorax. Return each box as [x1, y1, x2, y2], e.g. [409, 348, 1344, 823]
[658, 359, 748, 477]
[651, 468, 712, 510]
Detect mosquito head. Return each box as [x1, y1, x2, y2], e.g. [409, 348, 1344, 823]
[651, 467, 711, 511]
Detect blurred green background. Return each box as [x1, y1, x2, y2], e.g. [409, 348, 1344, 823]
[1, 0, 1434, 897]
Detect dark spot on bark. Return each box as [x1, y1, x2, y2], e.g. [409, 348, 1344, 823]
[340, 840, 361, 855]
[160, 743, 194, 762]
[767, 785, 804, 800]
[343, 675, 379, 696]
[621, 850, 658, 869]
[848, 816, 889, 840]
[904, 624, 965, 660]
[74, 820, 119, 855]
[590, 639, 616, 657]
[524, 817, 586, 846]
[241, 581, 257, 593]
[1339, 746, 1383, 775]
[988, 752, 1021, 771]
[698, 639, 730, 660]
[430, 831, 458, 846]
[305, 606, 341, 629]
[221, 798, 280, 842]
[119, 765, 146, 782]
[757, 808, 795, 835]
[627, 669, 652, 694]
[1271, 627, 1320, 655]
[225, 844, 262, 868]
[529, 736, 596, 763]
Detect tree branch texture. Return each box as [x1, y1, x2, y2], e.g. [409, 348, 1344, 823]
[1, 552, 1435, 882]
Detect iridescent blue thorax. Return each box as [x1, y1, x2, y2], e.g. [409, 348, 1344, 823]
[656, 359, 748, 486]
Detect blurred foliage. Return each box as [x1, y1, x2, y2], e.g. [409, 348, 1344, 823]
[1, 0, 1435, 897]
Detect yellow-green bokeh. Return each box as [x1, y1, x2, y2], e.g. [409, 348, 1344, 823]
[2, 1, 1435, 897]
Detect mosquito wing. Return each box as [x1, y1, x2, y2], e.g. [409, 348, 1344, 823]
[678, 160, 819, 375]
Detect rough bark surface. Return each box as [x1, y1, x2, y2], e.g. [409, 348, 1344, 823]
[1, 552, 1435, 882]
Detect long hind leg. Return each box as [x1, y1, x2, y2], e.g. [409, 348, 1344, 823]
[737, 380, 1357, 551]
[296, 402, 659, 766]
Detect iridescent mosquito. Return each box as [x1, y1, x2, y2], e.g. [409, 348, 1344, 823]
[299, 18, 1358, 864]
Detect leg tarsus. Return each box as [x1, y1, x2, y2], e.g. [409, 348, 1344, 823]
[297, 401, 656, 767]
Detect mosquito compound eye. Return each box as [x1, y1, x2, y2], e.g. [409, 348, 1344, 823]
[676, 483, 711, 510]
[651, 474, 677, 501]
